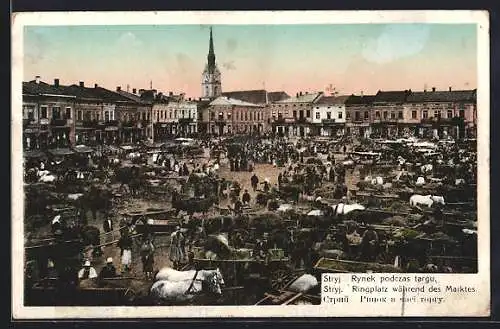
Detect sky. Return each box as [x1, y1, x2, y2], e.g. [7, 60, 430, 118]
[23, 24, 477, 99]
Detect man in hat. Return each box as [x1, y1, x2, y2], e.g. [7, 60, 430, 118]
[241, 189, 251, 206]
[78, 260, 98, 280]
[103, 216, 114, 243]
[250, 173, 259, 191]
[118, 232, 133, 273]
[99, 257, 118, 279]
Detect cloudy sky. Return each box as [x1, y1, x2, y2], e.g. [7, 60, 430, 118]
[23, 24, 477, 98]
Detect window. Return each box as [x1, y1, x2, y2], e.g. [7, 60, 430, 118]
[105, 111, 110, 122]
[293, 110, 297, 118]
[346, 111, 351, 119]
[227, 113, 232, 120]
[156, 112, 159, 121]
[278, 112, 283, 119]
[316, 107, 319, 109]
[447, 110, 453, 118]
[375, 111, 380, 119]
[84, 111, 91, 121]
[364, 111, 369, 120]
[245, 112, 248, 121]
[434, 110, 440, 118]
[315, 112, 320, 119]
[96, 113, 100, 121]
[142, 112, 146, 121]
[306, 110, 311, 118]
[390, 112, 396, 119]
[338, 112, 342, 119]
[398, 111, 403, 119]
[383, 111, 388, 119]
[65, 107, 72, 119]
[355, 111, 360, 121]
[327, 112, 332, 119]
[459, 109, 465, 118]
[52, 106, 61, 120]
[411, 111, 417, 119]
[211, 111, 215, 119]
[284, 111, 289, 116]
[77, 110, 83, 121]
[422, 110, 428, 119]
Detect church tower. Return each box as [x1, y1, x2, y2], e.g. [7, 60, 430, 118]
[201, 27, 222, 99]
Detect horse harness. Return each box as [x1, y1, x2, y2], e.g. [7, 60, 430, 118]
[185, 270, 199, 294]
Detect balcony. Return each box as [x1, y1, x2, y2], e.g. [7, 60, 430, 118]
[322, 119, 337, 125]
[295, 117, 308, 123]
[76, 120, 99, 128]
[122, 121, 137, 128]
[178, 118, 193, 124]
[50, 119, 68, 126]
[421, 117, 456, 125]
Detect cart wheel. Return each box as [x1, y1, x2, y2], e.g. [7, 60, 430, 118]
[270, 268, 291, 291]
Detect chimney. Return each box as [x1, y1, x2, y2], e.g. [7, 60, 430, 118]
[79, 81, 84, 87]
[188, 97, 192, 101]
[35, 76, 41, 84]
[432, 87, 436, 92]
[299, 92, 303, 96]
[169, 91, 173, 96]
[424, 89, 427, 93]
[54, 78, 59, 87]
[116, 86, 121, 92]
[133, 88, 137, 94]
[296, 92, 299, 98]
[449, 86, 452, 92]
[360, 90, 364, 97]
[94, 83, 98, 88]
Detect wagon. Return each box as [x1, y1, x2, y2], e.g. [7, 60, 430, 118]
[122, 208, 179, 234]
[313, 257, 403, 273]
[190, 246, 293, 292]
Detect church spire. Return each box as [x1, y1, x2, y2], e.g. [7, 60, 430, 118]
[207, 27, 216, 72]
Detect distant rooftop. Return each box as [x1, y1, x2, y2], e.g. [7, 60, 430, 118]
[210, 96, 261, 107]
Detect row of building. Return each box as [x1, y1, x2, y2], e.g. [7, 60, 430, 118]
[22, 76, 477, 151]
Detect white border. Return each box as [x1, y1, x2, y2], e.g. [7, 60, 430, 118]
[11, 10, 490, 319]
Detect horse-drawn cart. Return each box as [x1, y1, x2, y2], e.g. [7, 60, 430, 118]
[123, 208, 180, 234]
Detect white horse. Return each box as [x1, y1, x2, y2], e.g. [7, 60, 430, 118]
[151, 268, 224, 303]
[38, 170, 57, 183]
[409, 194, 445, 208]
[420, 164, 433, 174]
[155, 267, 225, 287]
[331, 203, 365, 215]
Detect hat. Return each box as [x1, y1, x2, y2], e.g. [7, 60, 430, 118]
[106, 257, 113, 263]
[315, 196, 322, 202]
[84, 260, 91, 267]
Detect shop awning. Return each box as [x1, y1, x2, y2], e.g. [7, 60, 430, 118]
[48, 148, 74, 156]
[120, 145, 136, 151]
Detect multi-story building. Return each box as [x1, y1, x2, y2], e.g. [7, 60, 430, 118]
[221, 89, 290, 134]
[343, 94, 375, 138]
[270, 91, 323, 137]
[370, 90, 410, 138]
[22, 77, 76, 150]
[202, 96, 265, 135]
[151, 94, 198, 140]
[404, 87, 477, 139]
[311, 95, 348, 137]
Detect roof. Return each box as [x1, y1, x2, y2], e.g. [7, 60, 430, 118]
[406, 90, 476, 103]
[373, 90, 410, 103]
[222, 90, 291, 104]
[275, 92, 323, 104]
[23, 81, 76, 98]
[345, 95, 376, 105]
[116, 90, 151, 104]
[268, 91, 290, 102]
[209, 96, 261, 107]
[317, 95, 350, 105]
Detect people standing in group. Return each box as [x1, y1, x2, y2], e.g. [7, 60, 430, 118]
[78, 260, 98, 280]
[140, 237, 155, 280]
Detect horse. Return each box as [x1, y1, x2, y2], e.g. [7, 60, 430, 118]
[420, 164, 433, 174]
[155, 267, 225, 286]
[331, 203, 365, 215]
[151, 268, 224, 304]
[409, 194, 445, 208]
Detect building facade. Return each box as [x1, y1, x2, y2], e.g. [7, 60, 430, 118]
[201, 27, 222, 100]
[270, 92, 323, 137]
[311, 95, 348, 137]
[152, 96, 198, 140]
[203, 96, 265, 136]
